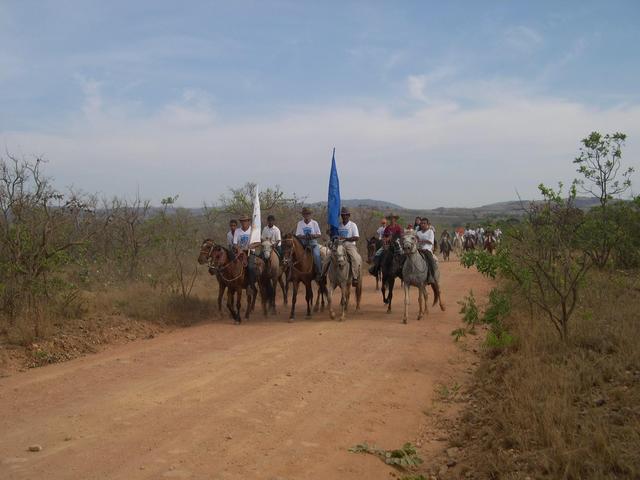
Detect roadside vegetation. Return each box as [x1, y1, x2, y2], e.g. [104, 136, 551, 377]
[453, 132, 639, 479]
[0, 157, 387, 371]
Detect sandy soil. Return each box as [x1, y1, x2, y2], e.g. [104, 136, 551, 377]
[0, 260, 492, 480]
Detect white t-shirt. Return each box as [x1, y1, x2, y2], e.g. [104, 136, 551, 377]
[415, 229, 434, 252]
[295, 219, 321, 237]
[376, 226, 386, 240]
[465, 229, 476, 238]
[337, 220, 359, 245]
[226, 230, 235, 248]
[261, 225, 282, 244]
[233, 227, 252, 250]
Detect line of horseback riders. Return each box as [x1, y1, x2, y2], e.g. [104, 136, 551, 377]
[458, 225, 502, 253]
[198, 206, 364, 323]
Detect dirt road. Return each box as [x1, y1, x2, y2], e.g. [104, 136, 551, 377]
[0, 261, 491, 480]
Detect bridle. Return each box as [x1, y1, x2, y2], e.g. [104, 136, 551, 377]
[201, 241, 246, 283]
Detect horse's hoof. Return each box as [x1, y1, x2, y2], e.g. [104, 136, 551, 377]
[330, 312, 335, 320]
[234, 320, 241, 325]
[386, 309, 392, 314]
[402, 318, 408, 324]
[417, 315, 423, 321]
[288, 317, 294, 323]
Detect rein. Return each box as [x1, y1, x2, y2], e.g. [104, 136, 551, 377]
[203, 243, 246, 283]
[282, 237, 315, 275]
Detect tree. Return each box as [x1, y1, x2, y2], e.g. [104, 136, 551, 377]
[574, 132, 634, 267]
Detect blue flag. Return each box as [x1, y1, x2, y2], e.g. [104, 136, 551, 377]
[327, 148, 341, 237]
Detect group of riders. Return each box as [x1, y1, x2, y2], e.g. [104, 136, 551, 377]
[225, 206, 362, 287]
[205, 206, 501, 322]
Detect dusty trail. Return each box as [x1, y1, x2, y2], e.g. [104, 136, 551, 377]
[0, 260, 492, 480]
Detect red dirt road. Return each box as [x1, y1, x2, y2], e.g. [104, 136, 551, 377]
[0, 261, 491, 480]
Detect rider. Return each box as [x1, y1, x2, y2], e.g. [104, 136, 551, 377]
[226, 219, 238, 250]
[295, 207, 323, 281]
[368, 213, 403, 276]
[261, 214, 282, 257]
[416, 217, 439, 284]
[233, 214, 258, 284]
[336, 207, 362, 286]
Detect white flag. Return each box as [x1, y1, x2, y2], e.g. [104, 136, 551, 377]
[250, 184, 261, 245]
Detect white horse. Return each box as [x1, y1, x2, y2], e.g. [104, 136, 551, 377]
[453, 232, 463, 256]
[325, 240, 359, 321]
[401, 234, 430, 324]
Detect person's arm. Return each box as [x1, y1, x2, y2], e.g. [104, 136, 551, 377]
[347, 223, 360, 242]
[274, 227, 282, 245]
[309, 221, 321, 239]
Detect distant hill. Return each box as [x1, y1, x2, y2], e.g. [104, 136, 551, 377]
[310, 198, 405, 211]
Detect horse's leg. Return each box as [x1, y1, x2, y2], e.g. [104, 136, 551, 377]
[260, 280, 269, 317]
[305, 281, 313, 318]
[328, 282, 335, 320]
[403, 283, 409, 324]
[417, 285, 424, 320]
[289, 280, 298, 321]
[356, 274, 362, 311]
[270, 276, 278, 314]
[226, 289, 236, 321]
[387, 277, 394, 314]
[341, 282, 350, 321]
[217, 281, 226, 312]
[313, 280, 321, 313]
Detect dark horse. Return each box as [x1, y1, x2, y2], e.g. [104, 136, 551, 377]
[379, 237, 404, 314]
[484, 233, 496, 255]
[366, 236, 383, 290]
[198, 239, 262, 324]
[281, 234, 326, 321]
[463, 235, 476, 252]
[440, 237, 452, 261]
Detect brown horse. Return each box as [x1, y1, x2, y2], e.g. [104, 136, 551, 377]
[198, 239, 262, 324]
[197, 239, 226, 312]
[463, 235, 476, 252]
[281, 234, 324, 321]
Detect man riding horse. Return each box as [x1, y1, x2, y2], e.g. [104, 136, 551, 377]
[335, 207, 362, 287]
[295, 207, 323, 281]
[369, 213, 403, 277]
[415, 218, 440, 285]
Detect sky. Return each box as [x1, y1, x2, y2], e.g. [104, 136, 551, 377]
[1, 0, 639, 208]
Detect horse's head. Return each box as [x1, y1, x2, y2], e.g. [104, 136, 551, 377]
[330, 239, 347, 269]
[261, 240, 273, 260]
[402, 234, 418, 254]
[281, 234, 295, 267]
[208, 244, 229, 268]
[198, 239, 216, 265]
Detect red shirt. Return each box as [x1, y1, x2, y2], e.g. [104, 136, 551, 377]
[383, 224, 403, 239]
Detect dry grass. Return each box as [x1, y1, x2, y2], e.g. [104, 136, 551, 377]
[449, 271, 640, 479]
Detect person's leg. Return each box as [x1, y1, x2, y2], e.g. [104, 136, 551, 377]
[345, 243, 361, 280]
[248, 252, 256, 285]
[311, 242, 322, 277]
[369, 247, 384, 275]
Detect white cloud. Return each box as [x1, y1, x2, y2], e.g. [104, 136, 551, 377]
[2, 81, 639, 209]
[504, 25, 543, 53]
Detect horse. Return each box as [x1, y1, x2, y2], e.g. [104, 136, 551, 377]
[255, 240, 286, 315]
[197, 239, 226, 312]
[325, 239, 360, 321]
[452, 233, 463, 257]
[440, 237, 452, 261]
[401, 235, 445, 324]
[366, 236, 383, 290]
[463, 235, 476, 252]
[379, 237, 404, 314]
[198, 240, 262, 323]
[483, 234, 496, 255]
[281, 234, 325, 321]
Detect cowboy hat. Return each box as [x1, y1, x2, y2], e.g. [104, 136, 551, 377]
[340, 207, 351, 215]
[386, 212, 399, 219]
[300, 207, 312, 215]
[239, 214, 251, 221]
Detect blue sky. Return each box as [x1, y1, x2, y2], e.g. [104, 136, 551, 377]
[1, 1, 639, 207]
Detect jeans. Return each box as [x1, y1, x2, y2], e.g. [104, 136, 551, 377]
[301, 238, 322, 275]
